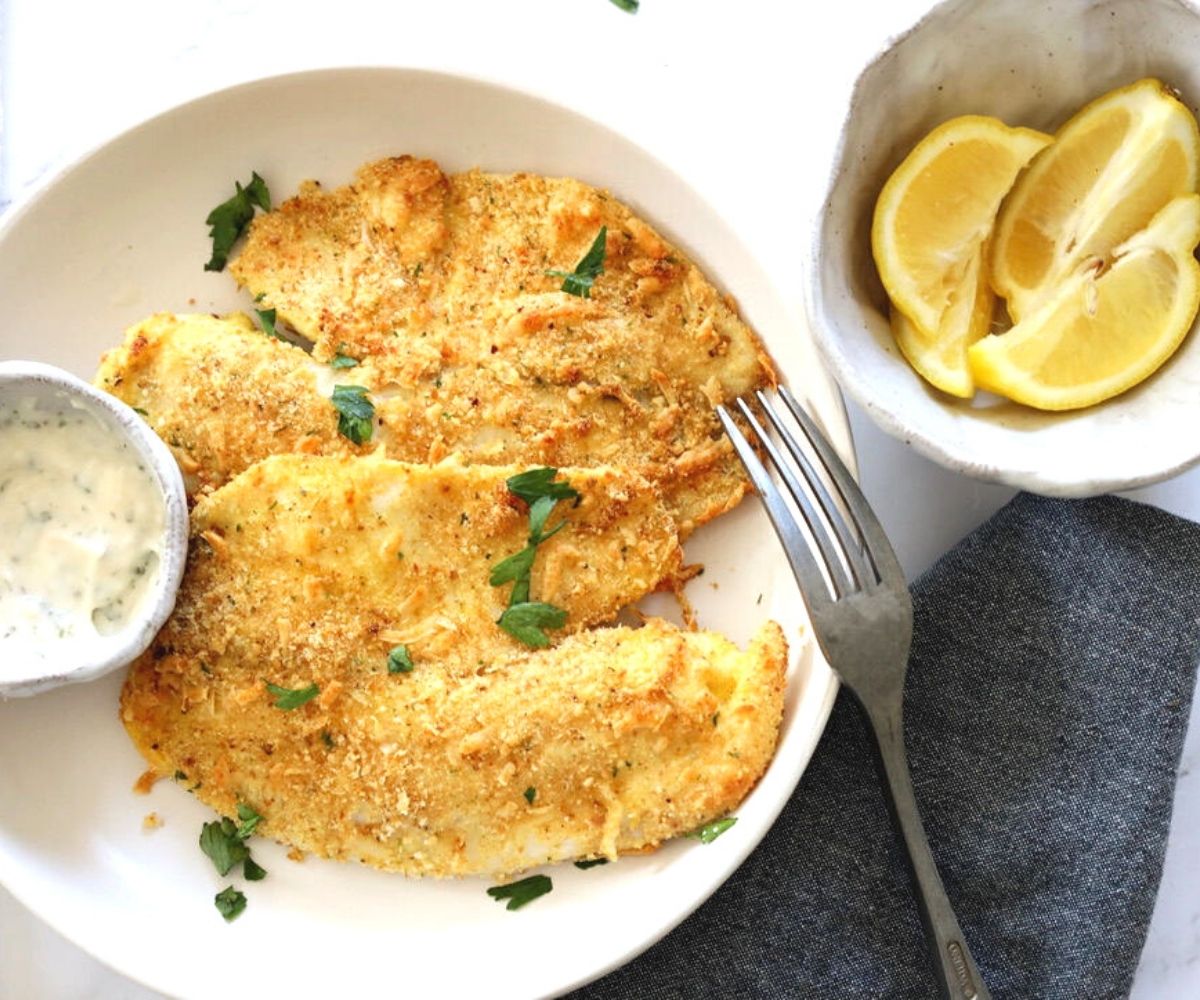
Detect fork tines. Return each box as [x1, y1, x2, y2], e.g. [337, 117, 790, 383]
[716, 387, 900, 606]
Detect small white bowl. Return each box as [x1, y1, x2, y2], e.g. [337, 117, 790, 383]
[809, 0, 1200, 496]
[0, 361, 188, 697]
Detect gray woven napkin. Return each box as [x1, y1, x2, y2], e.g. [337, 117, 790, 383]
[572, 493, 1200, 999]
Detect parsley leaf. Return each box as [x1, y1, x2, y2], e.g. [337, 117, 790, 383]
[497, 602, 567, 648]
[528, 494, 568, 543]
[489, 546, 537, 588]
[490, 468, 577, 643]
[204, 172, 271, 272]
[199, 818, 249, 876]
[331, 385, 374, 445]
[330, 351, 359, 369]
[255, 307, 283, 340]
[505, 467, 581, 507]
[523, 786, 536, 805]
[387, 644, 414, 674]
[486, 874, 553, 911]
[214, 886, 247, 922]
[688, 816, 738, 844]
[609, 0, 639, 10]
[574, 858, 610, 870]
[546, 226, 607, 298]
[243, 173, 271, 212]
[243, 857, 267, 882]
[236, 803, 263, 839]
[265, 681, 320, 710]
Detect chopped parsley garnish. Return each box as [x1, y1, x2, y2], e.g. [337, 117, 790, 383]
[132, 407, 149, 417]
[255, 307, 283, 340]
[200, 805, 267, 916]
[321, 729, 335, 749]
[330, 351, 360, 369]
[688, 817, 737, 844]
[204, 172, 270, 272]
[214, 886, 247, 922]
[199, 818, 250, 876]
[489, 546, 538, 599]
[546, 226, 607, 298]
[265, 681, 320, 709]
[504, 467, 582, 506]
[498, 602, 567, 648]
[387, 644, 414, 674]
[573, 858, 610, 870]
[490, 468, 576, 644]
[523, 786, 536, 804]
[609, 0, 639, 10]
[235, 802, 264, 839]
[331, 385, 375, 445]
[486, 874, 553, 911]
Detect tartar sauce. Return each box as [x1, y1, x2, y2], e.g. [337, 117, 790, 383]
[0, 390, 166, 665]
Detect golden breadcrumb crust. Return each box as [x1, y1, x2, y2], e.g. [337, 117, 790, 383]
[95, 312, 358, 495]
[124, 609, 786, 877]
[227, 157, 776, 534]
[120, 455, 783, 876]
[134, 453, 680, 668]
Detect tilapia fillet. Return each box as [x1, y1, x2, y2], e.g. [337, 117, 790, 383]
[134, 453, 681, 669]
[121, 456, 786, 876]
[95, 313, 356, 496]
[227, 156, 776, 534]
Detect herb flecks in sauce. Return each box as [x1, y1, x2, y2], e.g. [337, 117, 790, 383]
[0, 391, 166, 660]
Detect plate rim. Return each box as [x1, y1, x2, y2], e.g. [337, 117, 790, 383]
[0, 64, 851, 999]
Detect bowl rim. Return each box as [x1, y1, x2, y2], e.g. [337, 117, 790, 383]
[0, 360, 189, 697]
[805, 0, 1200, 498]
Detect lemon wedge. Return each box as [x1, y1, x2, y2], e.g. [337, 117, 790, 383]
[891, 244, 994, 398]
[991, 78, 1200, 322]
[969, 194, 1200, 410]
[872, 115, 1052, 337]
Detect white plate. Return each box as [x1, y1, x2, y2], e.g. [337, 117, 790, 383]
[0, 68, 849, 999]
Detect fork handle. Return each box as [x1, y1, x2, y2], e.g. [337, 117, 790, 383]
[861, 698, 992, 1000]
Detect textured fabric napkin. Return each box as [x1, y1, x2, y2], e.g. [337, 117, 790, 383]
[573, 493, 1200, 999]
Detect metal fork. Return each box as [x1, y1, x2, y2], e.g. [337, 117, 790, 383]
[717, 386, 990, 1000]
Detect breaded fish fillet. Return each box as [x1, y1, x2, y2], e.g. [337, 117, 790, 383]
[227, 157, 776, 534]
[123, 615, 786, 877]
[96, 313, 359, 495]
[142, 453, 680, 668]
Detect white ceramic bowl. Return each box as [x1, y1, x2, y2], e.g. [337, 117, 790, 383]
[0, 361, 188, 698]
[810, 0, 1200, 497]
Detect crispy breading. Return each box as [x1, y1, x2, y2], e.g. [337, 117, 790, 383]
[95, 313, 361, 495]
[137, 453, 681, 668]
[123, 611, 786, 877]
[228, 157, 776, 534]
[120, 453, 781, 875]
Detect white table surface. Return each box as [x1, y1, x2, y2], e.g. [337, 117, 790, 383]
[1, 0, 1197, 996]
